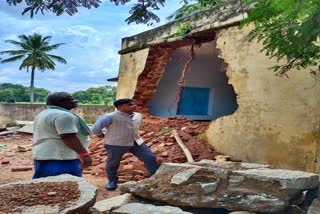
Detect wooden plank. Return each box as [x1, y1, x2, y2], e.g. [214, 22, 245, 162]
[172, 129, 194, 162]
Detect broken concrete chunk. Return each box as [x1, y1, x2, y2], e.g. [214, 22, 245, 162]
[227, 175, 245, 187]
[112, 203, 192, 214]
[6, 126, 21, 132]
[0, 130, 16, 136]
[15, 120, 34, 126]
[308, 197, 320, 214]
[307, 188, 320, 214]
[119, 161, 319, 213]
[17, 124, 34, 134]
[233, 168, 319, 189]
[239, 163, 270, 169]
[199, 182, 218, 194]
[93, 193, 137, 213]
[229, 212, 257, 214]
[170, 168, 200, 185]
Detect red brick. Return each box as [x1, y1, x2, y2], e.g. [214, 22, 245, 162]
[11, 166, 33, 172]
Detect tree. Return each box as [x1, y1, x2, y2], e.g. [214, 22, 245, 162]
[0, 88, 14, 102]
[241, 0, 320, 77]
[6, 0, 167, 25]
[0, 34, 66, 103]
[0, 83, 51, 103]
[6, 0, 320, 75]
[33, 88, 51, 102]
[72, 86, 117, 105]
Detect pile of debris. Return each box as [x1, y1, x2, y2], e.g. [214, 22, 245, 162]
[102, 161, 320, 214]
[0, 116, 219, 182]
[85, 115, 219, 183]
[0, 174, 97, 214]
[0, 121, 33, 136]
[0, 121, 33, 173]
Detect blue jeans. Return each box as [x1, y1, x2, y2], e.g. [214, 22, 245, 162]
[104, 143, 158, 182]
[33, 159, 82, 179]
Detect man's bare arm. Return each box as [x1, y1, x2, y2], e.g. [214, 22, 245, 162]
[60, 133, 92, 168]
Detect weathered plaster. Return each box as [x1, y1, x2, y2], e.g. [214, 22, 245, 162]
[119, 0, 248, 54]
[0, 104, 114, 126]
[116, 48, 149, 99]
[115, 0, 320, 173]
[209, 25, 320, 172]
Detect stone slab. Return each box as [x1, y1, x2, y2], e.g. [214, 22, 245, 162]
[93, 193, 136, 213]
[112, 203, 192, 214]
[17, 124, 34, 134]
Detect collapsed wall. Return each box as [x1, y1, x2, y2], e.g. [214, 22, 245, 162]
[115, 0, 320, 173]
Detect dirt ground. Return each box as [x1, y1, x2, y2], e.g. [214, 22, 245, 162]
[0, 133, 121, 202]
[0, 116, 218, 205]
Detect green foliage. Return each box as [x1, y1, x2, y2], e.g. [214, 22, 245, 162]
[0, 34, 66, 71]
[34, 88, 51, 102]
[167, 0, 219, 21]
[6, 0, 216, 25]
[0, 33, 66, 103]
[6, 0, 166, 25]
[241, 0, 320, 76]
[167, 22, 194, 39]
[0, 83, 117, 105]
[0, 83, 50, 103]
[72, 86, 117, 105]
[157, 126, 171, 136]
[125, 1, 164, 25]
[177, 22, 193, 35]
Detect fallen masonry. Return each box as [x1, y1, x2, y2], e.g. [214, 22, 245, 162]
[1, 116, 320, 213]
[119, 160, 320, 213]
[85, 116, 218, 182]
[1, 160, 319, 213]
[0, 174, 97, 214]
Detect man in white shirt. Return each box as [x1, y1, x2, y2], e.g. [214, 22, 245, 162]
[92, 98, 158, 190]
[32, 92, 92, 179]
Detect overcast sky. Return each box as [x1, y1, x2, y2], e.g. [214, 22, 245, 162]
[0, 1, 183, 92]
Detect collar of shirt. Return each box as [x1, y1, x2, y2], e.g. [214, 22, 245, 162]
[115, 110, 135, 118]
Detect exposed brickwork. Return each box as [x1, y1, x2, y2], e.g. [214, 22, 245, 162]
[132, 35, 216, 114]
[133, 45, 175, 114]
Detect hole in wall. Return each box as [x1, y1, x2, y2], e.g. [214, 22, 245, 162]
[148, 40, 238, 121]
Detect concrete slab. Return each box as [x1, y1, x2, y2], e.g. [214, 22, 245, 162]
[17, 124, 33, 134]
[15, 120, 34, 126]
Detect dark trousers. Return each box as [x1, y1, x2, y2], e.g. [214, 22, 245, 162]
[33, 159, 82, 179]
[104, 143, 158, 182]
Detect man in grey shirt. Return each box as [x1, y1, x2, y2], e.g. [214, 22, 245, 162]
[33, 92, 92, 179]
[91, 98, 158, 190]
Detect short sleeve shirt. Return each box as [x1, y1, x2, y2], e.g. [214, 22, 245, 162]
[32, 108, 90, 160]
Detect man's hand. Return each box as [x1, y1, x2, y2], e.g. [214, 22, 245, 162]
[80, 156, 92, 168]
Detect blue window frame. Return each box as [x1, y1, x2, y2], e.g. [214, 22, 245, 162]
[177, 87, 210, 115]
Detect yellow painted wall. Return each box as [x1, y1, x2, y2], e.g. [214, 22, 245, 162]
[117, 25, 320, 173]
[208, 25, 320, 172]
[116, 48, 150, 99]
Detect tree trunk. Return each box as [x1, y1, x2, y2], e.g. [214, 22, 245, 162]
[30, 66, 35, 103]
